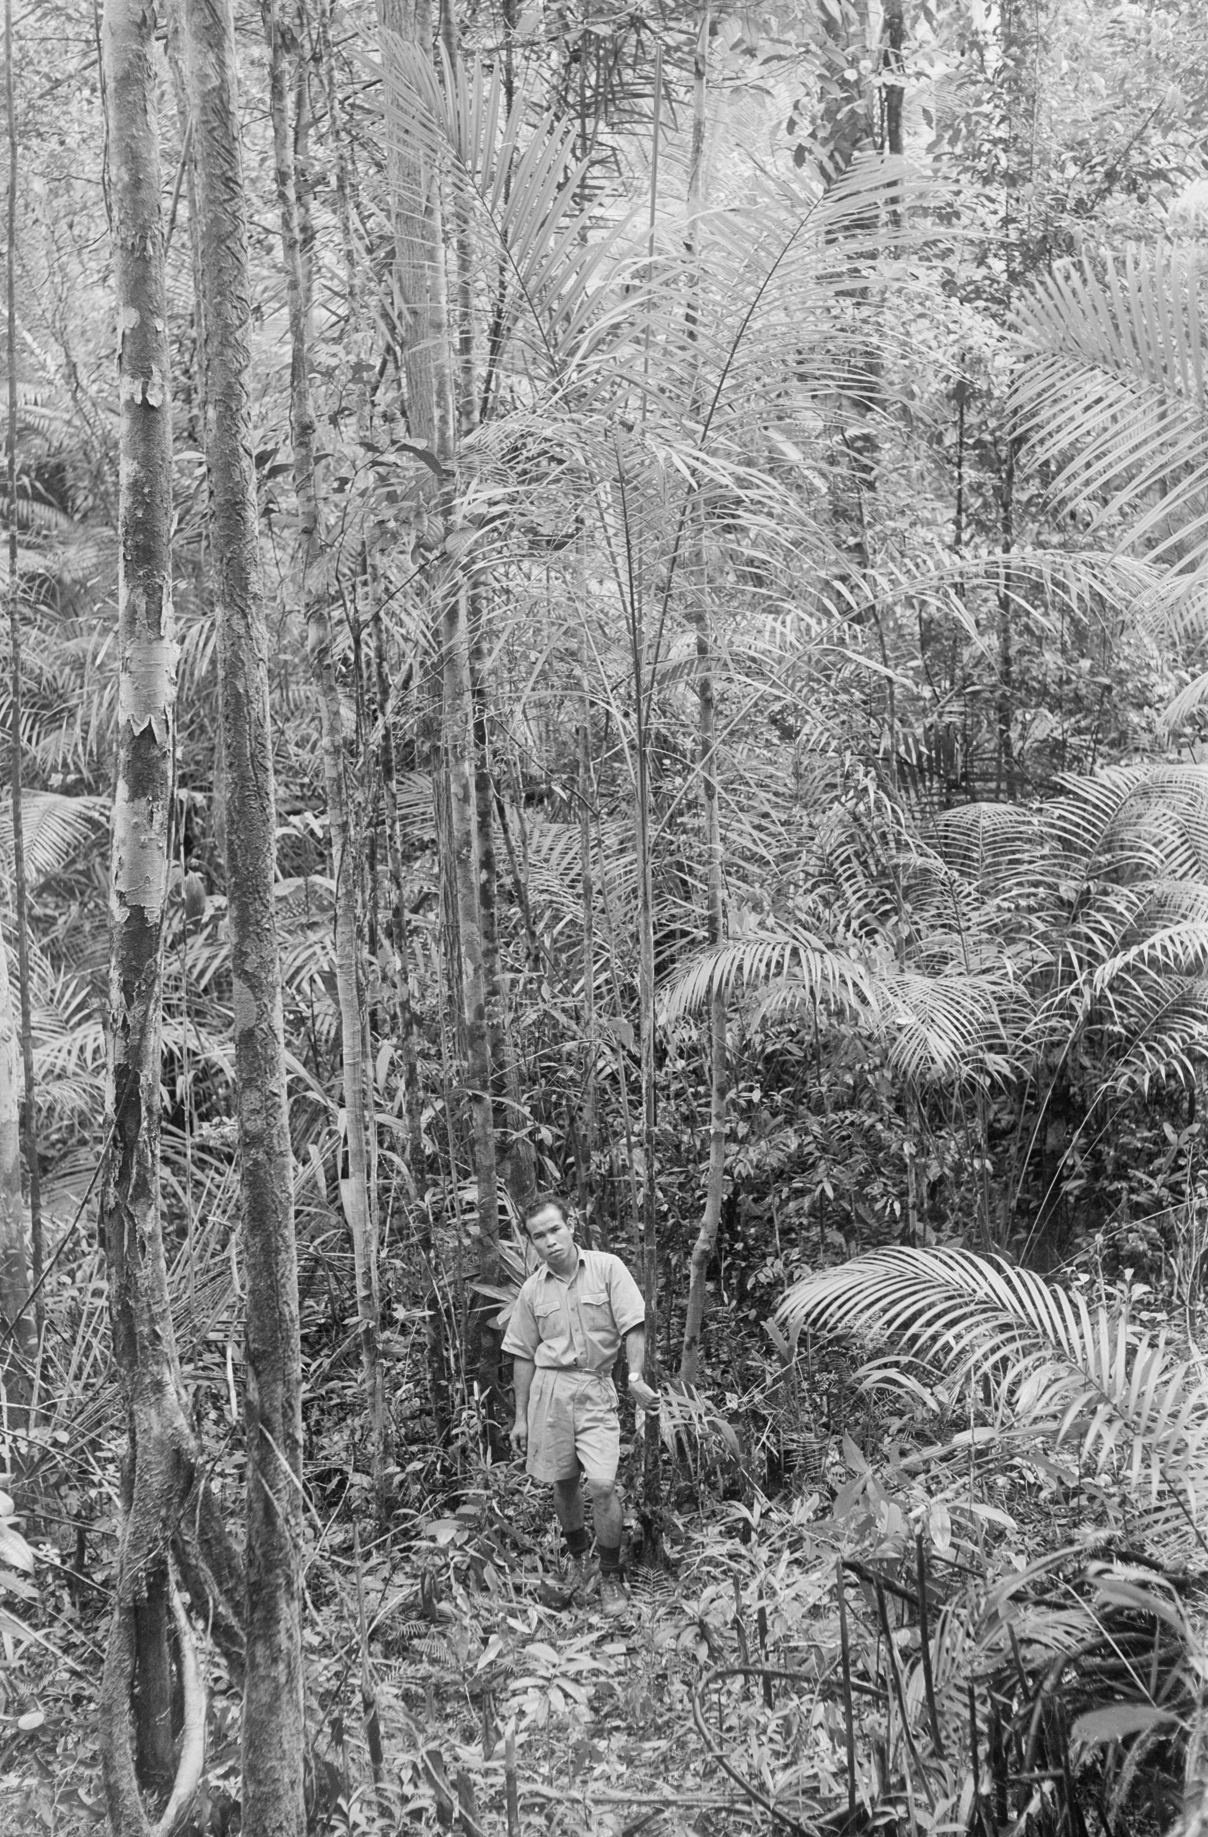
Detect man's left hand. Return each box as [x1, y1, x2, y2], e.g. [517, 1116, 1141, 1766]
[628, 1375, 659, 1413]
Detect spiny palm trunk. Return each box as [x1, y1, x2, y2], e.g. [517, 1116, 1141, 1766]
[577, 619, 598, 1233]
[262, 0, 388, 1513]
[635, 727, 661, 1547]
[446, 0, 529, 1214]
[372, 602, 425, 1175]
[469, 594, 534, 1211]
[183, 0, 305, 1827]
[380, 18, 503, 1410]
[98, 2, 205, 1825]
[622, 520, 661, 1544]
[680, 601, 727, 1387]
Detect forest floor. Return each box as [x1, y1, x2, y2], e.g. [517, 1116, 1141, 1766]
[4, 1440, 856, 1837]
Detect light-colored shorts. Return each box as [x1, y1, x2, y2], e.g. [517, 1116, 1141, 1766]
[526, 1367, 620, 1485]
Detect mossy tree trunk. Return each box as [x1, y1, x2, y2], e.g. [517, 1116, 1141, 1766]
[183, 0, 305, 1827]
[97, 1, 205, 1826]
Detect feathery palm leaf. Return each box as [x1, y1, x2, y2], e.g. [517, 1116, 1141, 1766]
[0, 792, 108, 890]
[1012, 243, 1208, 569]
[380, 39, 632, 385]
[779, 1247, 1208, 1549]
[656, 929, 871, 1027]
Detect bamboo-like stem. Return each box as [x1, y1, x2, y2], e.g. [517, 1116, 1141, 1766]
[916, 1533, 946, 1757]
[678, 3, 727, 1390]
[262, 0, 387, 1517]
[836, 1558, 857, 1818]
[577, 611, 597, 1227]
[443, 579, 502, 1412]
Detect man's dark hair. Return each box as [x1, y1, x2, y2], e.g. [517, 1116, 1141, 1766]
[523, 1193, 569, 1231]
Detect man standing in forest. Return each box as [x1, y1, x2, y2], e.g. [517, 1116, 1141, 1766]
[505, 1194, 658, 1615]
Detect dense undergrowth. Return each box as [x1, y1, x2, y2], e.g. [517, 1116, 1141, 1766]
[4, 1211, 1206, 1837]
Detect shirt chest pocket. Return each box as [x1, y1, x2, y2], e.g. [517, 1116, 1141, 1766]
[533, 1292, 565, 1341]
[579, 1285, 614, 1334]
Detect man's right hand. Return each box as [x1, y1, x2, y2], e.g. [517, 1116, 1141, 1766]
[510, 1417, 528, 1456]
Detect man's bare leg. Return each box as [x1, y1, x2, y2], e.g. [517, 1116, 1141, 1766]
[586, 1479, 623, 1550]
[552, 1475, 585, 1536]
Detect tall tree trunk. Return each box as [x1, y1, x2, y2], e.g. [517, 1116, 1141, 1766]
[262, 0, 387, 1512]
[577, 618, 598, 1234]
[4, 0, 42, 1343]
[372, 603, 425, 1177]
[634, 688, 661, 1548]
[182, 0, 305, 1830]
[98, 3, 205, 1825]
[0, 935, 34, 1387]
[444, 581, 503, 1412]
[679, 4, 728, 1390]
[380, 22, 504, 1407]
[469, 598, 534, 1212]
[680, 600, 727, 1384]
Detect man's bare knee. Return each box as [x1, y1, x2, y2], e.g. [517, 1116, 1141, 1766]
[585, 1477, 618, 1504]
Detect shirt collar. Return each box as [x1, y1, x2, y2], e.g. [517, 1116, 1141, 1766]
[539, 1247, 585, 1280]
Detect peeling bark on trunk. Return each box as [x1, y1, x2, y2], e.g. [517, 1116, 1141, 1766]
[262, 0, 387, 1512]
[183, 0, 305, 1826]
[98, 2, 205, 1826]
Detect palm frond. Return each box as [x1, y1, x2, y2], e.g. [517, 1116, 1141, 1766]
[874, 967, 1016, 1081]
[778, 1247, 1208, 1549]
[380, 38, 630, 385]
[0, 791, 109, 889]
[1012, 243, 1208, 566]
[656, 928, 871, 1026]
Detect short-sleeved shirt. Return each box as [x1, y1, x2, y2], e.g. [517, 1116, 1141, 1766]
[502, 1249, 645, 1374]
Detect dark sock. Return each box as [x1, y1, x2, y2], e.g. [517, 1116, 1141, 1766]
[564, 1526, 589, 1557]
[598, 1543, 622, 1574]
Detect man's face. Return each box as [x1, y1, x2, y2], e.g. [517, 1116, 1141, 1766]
[526, 1204, 577, 1272]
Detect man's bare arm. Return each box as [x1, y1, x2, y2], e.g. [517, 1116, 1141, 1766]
[511, 1357, 535, 1452]
[624, 1326, 659, 1411]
